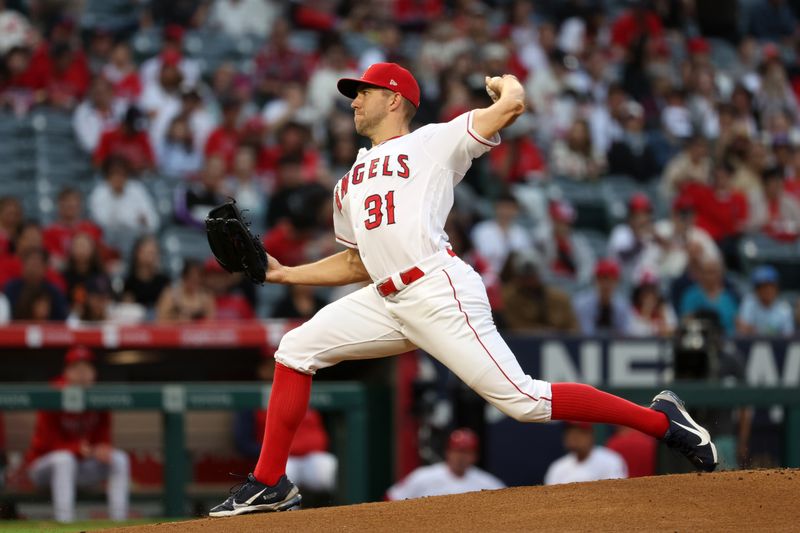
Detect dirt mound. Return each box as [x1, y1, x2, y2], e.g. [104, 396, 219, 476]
[104, 469, 798, 532]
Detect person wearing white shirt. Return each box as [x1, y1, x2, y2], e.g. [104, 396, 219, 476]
[544, 422, 628, 485]
[387, 428, 505, 500]
[73, 77, 126, 153]
[207, 0, 280, 38]
[471, 194, 532, 274]
[88, 157, 160, 258]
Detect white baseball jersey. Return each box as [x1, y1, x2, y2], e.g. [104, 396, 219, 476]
[332, 111, 499, 282]
[386, 462, 505, 500]
[543, 446, 628, 485]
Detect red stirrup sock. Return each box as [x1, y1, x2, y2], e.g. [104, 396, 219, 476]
[253, 363, 312, 485]
[550, 383, 669, 439]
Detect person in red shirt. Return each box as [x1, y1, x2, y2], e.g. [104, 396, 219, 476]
[203, 257, 255, 320]
[26, 346, 129, 523]
[46, 42, 91, 109]
[604, 426, 657, 478]
[676, 161, 748, 266]
[610, 2, 664, 51]
[204, 98, 242, 170]
[234, 351, 336, 493]
[93, 106, 155, 173]
[42, 187, 103, 270]
[488, 116, 546, 183]
[0, 221, 67, 293]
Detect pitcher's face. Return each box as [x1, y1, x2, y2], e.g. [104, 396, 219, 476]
[352, 86, 391, 137]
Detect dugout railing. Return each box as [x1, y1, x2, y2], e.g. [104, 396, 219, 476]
[0, 382, 385, 517]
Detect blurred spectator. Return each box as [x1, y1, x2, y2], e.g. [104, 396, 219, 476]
[306, 40, 358, 120]
[610, 2, 663, 52]
[0, 45, 46, 114]
[748, 0, 797, 42]
[0, 8, 32, 56]
[751, 166, 800, 241]
[737, 265, 795, 336]
[5, 248, 68, 320]
[573, 259, 633, 335]
[264, 180, 330, 267]
[142, 0, 206, 29]
[204, 98, 242, 170]
[273, 285, 326, 320]
[72, 76, 124, 153]
[252, 19, 311, 102]
[93, 107, 156, 173]
[25, 346, 129, 523]
[551, 119, 606, 180]
[42, 187, 103, 269]
[46, 41, 90, 109]
[387, 428, 504, 500]
[235, 352, 336, 493]
[471, 194, 532, 275]
[174, 155, 228, 228]
[203, 257, 254, 320]
[757, 53, 799, 123]
[207, 0, 279, 38]
[101, 42, 142, 103]
[544, 422, 627, 485]
[61, 232, 104, 308]
[156, 260, 215, 321]
[628, 271, 677, 337]
[88, 156, 160, 255]
[122, 235, 171, 312]
[261, 81, 320, 134]
[259, 122, 322, 182]
[67, 274, 144, 325]
[679, 254, 739, 335]
[678, 161, 748, 265]
[139, 50, 184, 146]
[642, 195, 720, 280]
[0, 196, 23, 256]
[661, 88, 693, 142]
[487, 113, 546, 183]
[604, 427, 656, 478]
[606, 101, 659, 181]
[607, 193, 654, 272]
[661, 135, 711, 197]
[155, 113, 203, 180]
[0, 220, 67, 291]
[445, 215, 501, 309]
[499, 251, 578, 333]
[139, 25, 201, 90]
[534, 200, 595, 285]
[226, 145, 268, 231]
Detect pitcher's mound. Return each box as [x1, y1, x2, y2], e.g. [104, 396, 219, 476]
[105, 469, 798, 532]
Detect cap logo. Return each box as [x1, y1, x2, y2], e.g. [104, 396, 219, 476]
[389, 79, 398, 86]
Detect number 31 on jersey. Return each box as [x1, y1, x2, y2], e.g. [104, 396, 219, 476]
[364, 191, 396, 230]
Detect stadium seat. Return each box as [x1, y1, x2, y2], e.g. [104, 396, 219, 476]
[161, 225, 213, 277]
[551, 176, 611, 232]
[739, 234, 800, 290]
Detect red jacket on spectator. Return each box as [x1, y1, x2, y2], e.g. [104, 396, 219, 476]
[254, 409, 328, 457]
[25, 410, 111, 464]
[605, 427, 656, 478]
[47, 50, 91, 105]
[611, 10, 663, 49]
[42, 221, 103, 265]
[258, 146, 322, 183]
[0, 255, 67, 292]
[489, 138, 546, 183]
[204, 126, 240, 170]
[214, 294, 255, 320]
[677, 182, 748, 241]
[263, 222, 309, 267]
[94, 128, 155, 172]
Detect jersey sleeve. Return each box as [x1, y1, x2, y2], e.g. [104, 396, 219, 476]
[332, 182, 357, 249]
[420, 111, 501, 175]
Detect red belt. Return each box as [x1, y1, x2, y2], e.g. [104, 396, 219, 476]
[377, 249, 456, 297]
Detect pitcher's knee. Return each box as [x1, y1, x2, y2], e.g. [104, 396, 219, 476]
[274, 327, 319, 374]
[495, 397, 552, 423]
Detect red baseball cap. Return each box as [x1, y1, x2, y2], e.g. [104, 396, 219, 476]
[628, 192, 652, 214]
[448, 428, 479, 452]
[595, 258, 621, 279]
[337, 62, 420, 108]
[549, 199, 576, 224]
[65, 345, 94, 366]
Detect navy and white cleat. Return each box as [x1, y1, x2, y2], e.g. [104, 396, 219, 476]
[209, 473, 301, 517]
[650, 390, 718, 472]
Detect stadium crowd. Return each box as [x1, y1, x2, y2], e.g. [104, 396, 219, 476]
[0, 0, 799, 338]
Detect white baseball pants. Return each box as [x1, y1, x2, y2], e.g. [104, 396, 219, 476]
[28, 449, 130, 523]
[276, 251, 552, 423]
[285, 451, 338, 492]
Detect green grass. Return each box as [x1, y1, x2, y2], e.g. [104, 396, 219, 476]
[0, 519, 184, 532]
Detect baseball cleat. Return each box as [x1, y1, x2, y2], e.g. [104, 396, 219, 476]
[650, 390, 718, 472]
[209, 473, 301, 517]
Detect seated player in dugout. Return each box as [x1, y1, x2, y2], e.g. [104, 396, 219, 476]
[25, 346, 130, 523]
[210, 63, 718, 517]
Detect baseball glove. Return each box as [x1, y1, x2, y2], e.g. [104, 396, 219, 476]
[205, 200, 268, 285]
